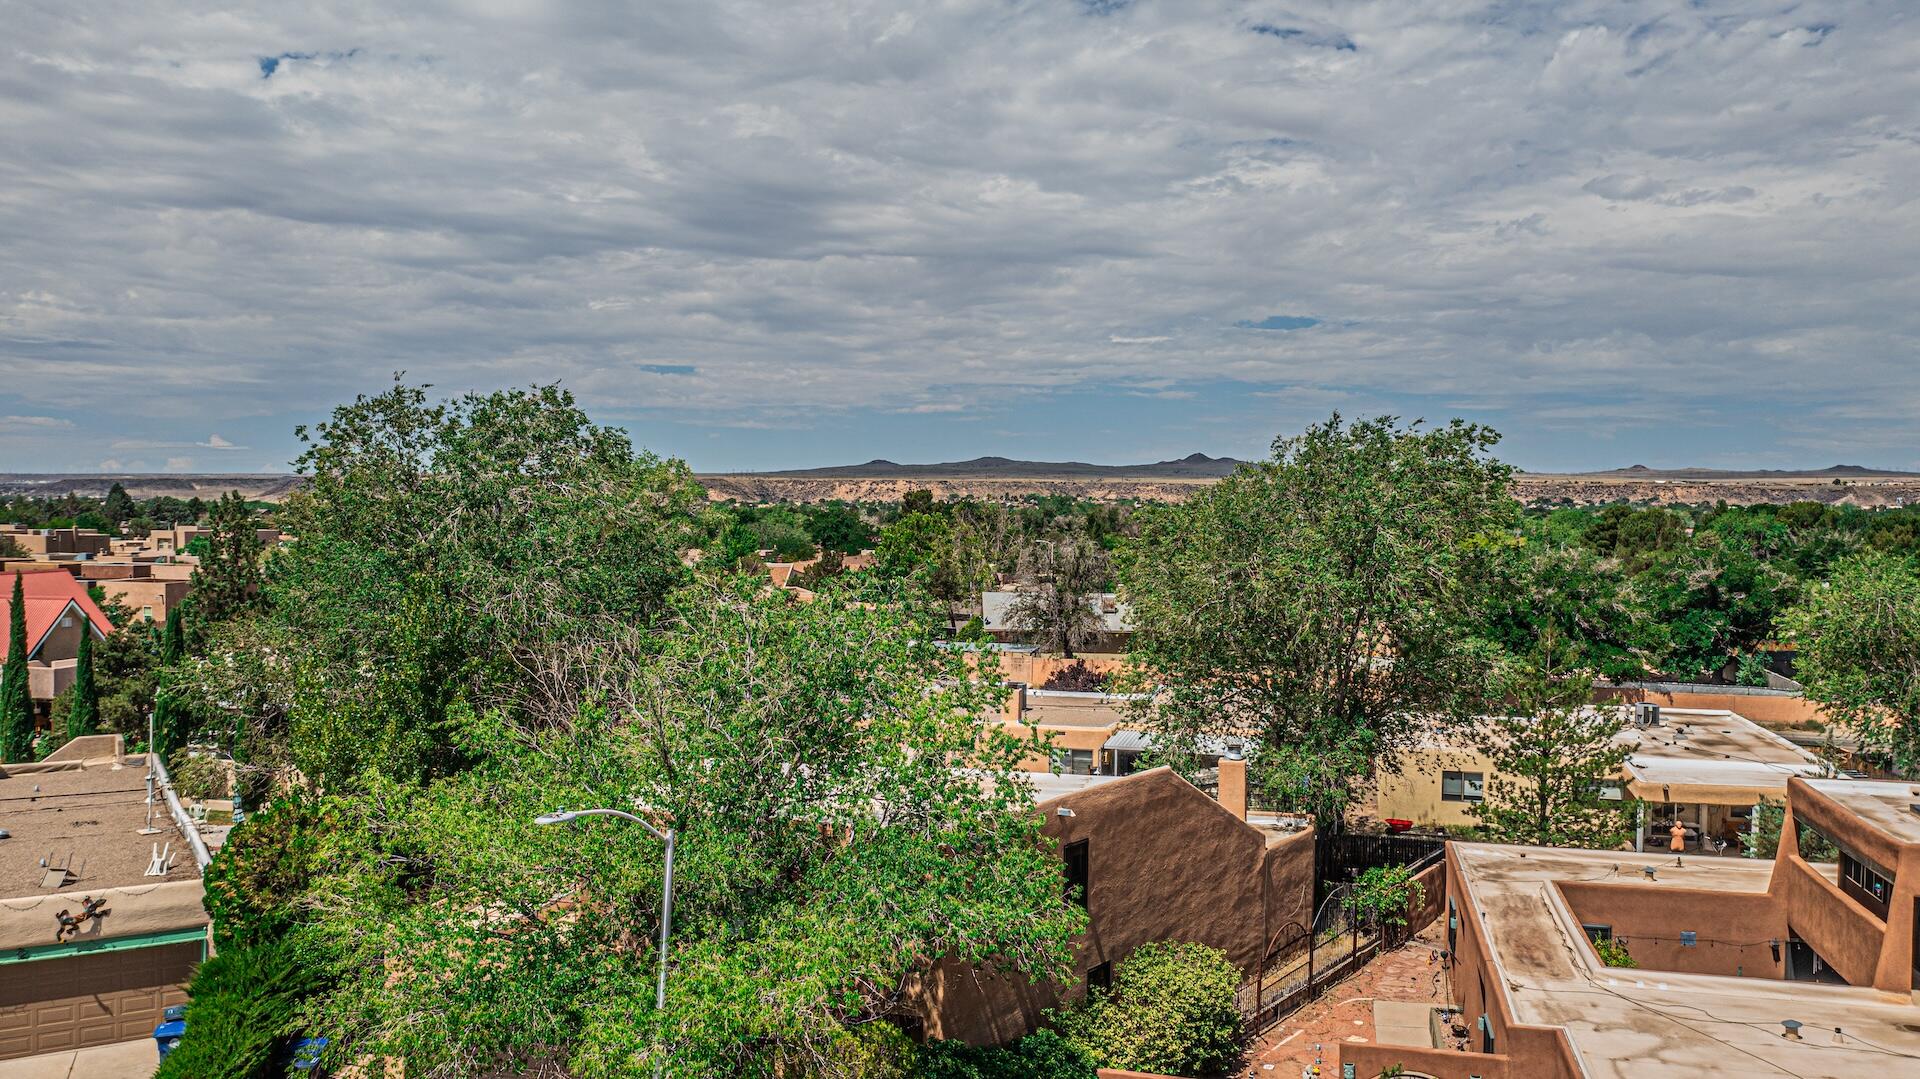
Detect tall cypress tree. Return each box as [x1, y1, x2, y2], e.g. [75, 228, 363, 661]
[152, 606, 188, 757]
[65, 613, 98, 741]
[1, 575, 34, 762]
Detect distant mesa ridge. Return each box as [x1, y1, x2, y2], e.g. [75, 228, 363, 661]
[741, 453, 1246, 479]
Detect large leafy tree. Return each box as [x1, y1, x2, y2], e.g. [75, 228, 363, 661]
[1470, 647, 1634, 848]
[180, 379, 709, 791]
[302, 578, 1084, 1077]
[0, 575, 31, 762]
[1115, 415, 1514, 825]
[1006, 535, 1110, 658]
[1783, 550, 1920, 772]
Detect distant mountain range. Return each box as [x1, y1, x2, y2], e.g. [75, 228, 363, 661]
[1532, 464, 1920, 481]
[743, 453, 1245, 479]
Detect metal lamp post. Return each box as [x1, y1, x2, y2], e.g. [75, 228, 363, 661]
[534, 808, 676, 1075]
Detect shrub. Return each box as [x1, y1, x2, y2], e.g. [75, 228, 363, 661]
[1594, 937, 1637, 968]
[1348, 865, 1426, 931]
[170, 749, 231, 801]
[153, 932, 329, 1079]
[1051, 941, 1242, 1076]
[915, 1030, 1097, 1079]
[202, 796, 328, 948]
[1040, 661, 1110, 693]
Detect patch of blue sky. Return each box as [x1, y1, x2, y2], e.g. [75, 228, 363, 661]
[1235, 315, 1320, 331]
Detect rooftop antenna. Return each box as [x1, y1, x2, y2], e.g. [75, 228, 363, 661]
[138, 710, 164, 835]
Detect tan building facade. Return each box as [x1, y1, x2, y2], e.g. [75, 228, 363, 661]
[916, 765, 1315, 1046]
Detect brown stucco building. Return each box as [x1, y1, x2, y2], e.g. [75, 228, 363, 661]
[0, 737, 212, 1059]
[1366, 775, 1920, 1078]
[916, 764, 1315, 1045]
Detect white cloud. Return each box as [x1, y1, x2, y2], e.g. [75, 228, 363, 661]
[2, 416, 74, 429]
[0, 1, 1915, 466]
[164, 456, 194, 471]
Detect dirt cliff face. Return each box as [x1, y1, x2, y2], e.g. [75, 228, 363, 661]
[700, 472, 1920, 507]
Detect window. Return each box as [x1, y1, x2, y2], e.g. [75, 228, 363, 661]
[1086, 961, 1112, 991]
[1442, 770, 1485, 803]
[1051, 748, 1095, 776]
[1840, 849, 1893, 919]
[1063, 839, 1090, 908]
[1582, 924, 1613, 943]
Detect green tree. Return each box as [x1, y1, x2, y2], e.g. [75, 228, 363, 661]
[300, 578, 1084, 1077]
[1469, 649, 1634, 849]
[64, 614, 98, 740]
[1006, 535, 1109, 658]
[103, 482, 136, 528]
[0, 575, 32, 763]
[876, 510, 949, 578]
[179, 380, 708, 791]
[1051, 940, 1242, 1076]
[1116, 415, 1514, 825]
[190, 491, 267, 627]
[1783, 550, 1920, 772]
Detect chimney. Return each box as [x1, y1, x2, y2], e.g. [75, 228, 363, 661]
[1006, 683, 1027, 721]
[1218, 749, 1247, 821]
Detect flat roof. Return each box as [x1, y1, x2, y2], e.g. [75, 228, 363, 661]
[1018, 695, 1130, 730]
[1799, 778, 1920, 846]
[0, 756, 201, 898]
[1623, 710, 1829, 802]
[1023, 771, 1131, 802]
[1452, 842, 1920, 1078]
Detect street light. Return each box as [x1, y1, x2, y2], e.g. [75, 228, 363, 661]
[535, 807, 676, 1074]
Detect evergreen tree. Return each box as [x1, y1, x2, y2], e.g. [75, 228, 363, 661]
[64, 614, 98, 740]
[162, 606, 186, 664]
[152, 606, 189, 757]
[191, 492, 267, 627]
[1470, 640, 1635, 849]
[103, 482, 136, 528]
[0, 575, 33, 762]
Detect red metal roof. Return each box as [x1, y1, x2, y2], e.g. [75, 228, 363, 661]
[0, 570, 114, 660]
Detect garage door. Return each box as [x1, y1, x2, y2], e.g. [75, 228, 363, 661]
[0, 942, 199, 1059]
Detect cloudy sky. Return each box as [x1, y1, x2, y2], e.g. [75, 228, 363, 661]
[3, 1, 1916, 474]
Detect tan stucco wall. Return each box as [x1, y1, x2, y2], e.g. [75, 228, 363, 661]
[0, 879, 207, 953]
[1442, 845, 1585, 1079]
[1596, 685, 1827, 729]
[98, 578, 189, 621]
[1770, 778, 1918, 994]
[1378, 746, 1501, 829]
[1555, 881, 1785, 978]
[920, 770, 1314, 1045]
[32, 608, 87, 662]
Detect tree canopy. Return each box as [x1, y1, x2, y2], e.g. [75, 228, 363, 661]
[1783, 550, 1920, 771]
[1116, 414, 1515, 823]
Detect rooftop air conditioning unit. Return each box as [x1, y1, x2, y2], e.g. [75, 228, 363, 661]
[1633, 703, 1661, 727]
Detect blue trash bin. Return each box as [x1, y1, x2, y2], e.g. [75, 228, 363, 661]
[153, 1005, 187, 1061]
[292, 1037, 329, 1075]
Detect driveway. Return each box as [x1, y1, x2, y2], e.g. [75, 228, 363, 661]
[0, 1040, 156, 1079]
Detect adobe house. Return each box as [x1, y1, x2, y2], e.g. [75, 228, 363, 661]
[1364, 775, 1920, 1078]
[0, 737, 212, 1059]
[914, 761, 1314, 1045]
[0, 569, 114, 707]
